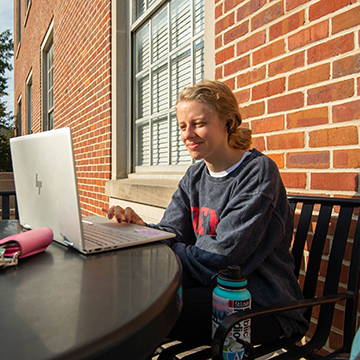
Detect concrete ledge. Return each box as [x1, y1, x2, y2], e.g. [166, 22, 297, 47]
[105, 178, 179, 209]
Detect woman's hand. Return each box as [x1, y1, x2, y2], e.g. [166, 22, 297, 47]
[102, 205, 146, 226]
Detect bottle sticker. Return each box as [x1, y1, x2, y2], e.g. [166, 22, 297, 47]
[212, 294, 251, 360]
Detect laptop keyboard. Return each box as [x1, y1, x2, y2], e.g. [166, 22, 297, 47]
[82, 221, 148, 247]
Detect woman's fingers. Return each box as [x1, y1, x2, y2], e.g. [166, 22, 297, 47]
[102, 206, 145, 226]
[102, 205, 124, 222]
[102, 207, 113, 218]
[114, 206, 125, 223]
[124, 207, 146, 226]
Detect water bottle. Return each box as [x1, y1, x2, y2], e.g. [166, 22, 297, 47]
[212, 265, 251, 360]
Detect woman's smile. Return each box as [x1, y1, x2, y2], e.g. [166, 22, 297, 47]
[186, 141, 203, 150]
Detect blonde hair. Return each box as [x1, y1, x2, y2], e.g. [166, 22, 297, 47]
[176, 80, 252, 150]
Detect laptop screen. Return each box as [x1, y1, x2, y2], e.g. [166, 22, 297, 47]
[10, 128, 85, 250]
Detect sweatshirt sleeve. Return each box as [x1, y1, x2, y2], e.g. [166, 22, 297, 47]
[149, 155, 293, 286]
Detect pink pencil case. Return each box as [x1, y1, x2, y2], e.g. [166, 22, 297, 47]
[0, 228, 53, 258]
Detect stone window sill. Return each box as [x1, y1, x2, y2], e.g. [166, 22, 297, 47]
[105, 178, 180, 209]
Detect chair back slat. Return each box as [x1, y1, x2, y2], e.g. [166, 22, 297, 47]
[344, 214, 360, 350]
[302, 204, 332, 299]
[311, 205, 354, 346]
[291, 202, 314, 278]
[299, 204, 332, 323]
[323, 205, 353, 295]
[348, 212, 360, 292]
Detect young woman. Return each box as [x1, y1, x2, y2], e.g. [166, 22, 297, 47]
[105, 80, 308, 345]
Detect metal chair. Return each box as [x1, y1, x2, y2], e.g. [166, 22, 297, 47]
[212, 195, 360, 360]
[155, 196, 360, 360]
[0, 190, 18, 220]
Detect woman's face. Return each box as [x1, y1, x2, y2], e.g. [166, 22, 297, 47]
[177, 100, 230, 165]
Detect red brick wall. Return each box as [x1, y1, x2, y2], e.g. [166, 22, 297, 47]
[14, 0, 111, 216]
[54, 0, 111, 216]
[215, 0, 360, 198]
[214, 0, 360, 354]
[14, 0, 55, 135]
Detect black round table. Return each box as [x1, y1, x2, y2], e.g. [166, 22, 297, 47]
[0, 220, 182, 360]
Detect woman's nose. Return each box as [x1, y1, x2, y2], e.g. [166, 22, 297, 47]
[182, 126, 195, 140]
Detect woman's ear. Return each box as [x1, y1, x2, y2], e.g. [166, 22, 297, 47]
[226, 119, 233, 134]
[225, 113, 236, 133]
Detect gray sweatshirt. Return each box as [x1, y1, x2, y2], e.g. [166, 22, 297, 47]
[149, 149, 308, 337]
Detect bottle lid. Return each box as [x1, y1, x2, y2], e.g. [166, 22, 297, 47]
[217, 265, 247, 289]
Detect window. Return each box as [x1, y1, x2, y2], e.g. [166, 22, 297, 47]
[26, 72, 33, 134]
[46, 43, 54, 130]
[132, 0, 204, 172]
[41, 22, 54, 131]
[25, 0, 32, 26]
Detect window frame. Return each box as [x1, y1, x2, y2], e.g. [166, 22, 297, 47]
[41, 21, 54, 132]
[24, 0, 32, 27]
[109, 0, 213, 182]
[26, 70, 33, 134]
[130, 0, 205, 174]
[16, 0, 21, 51]
[17, 96, 22, 137]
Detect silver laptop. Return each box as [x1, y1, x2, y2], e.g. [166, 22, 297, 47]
[10, 127, 175, 254]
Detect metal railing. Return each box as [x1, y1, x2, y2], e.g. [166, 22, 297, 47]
[0, 191, 18, 220]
